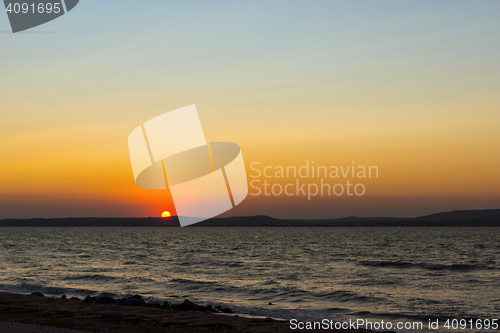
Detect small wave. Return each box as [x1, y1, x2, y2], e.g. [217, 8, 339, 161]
[361, 261, 494, 271]
[0, 282, 98, 297]
[262, 279, 279, 285]
[297, 290, 385, 304]
[449, 264, 479, 270]
[361, 261, 413, 268]
[62, 274, 119, 281]
[169, 278, 218, 285]
[326, 307, 351, 313]
[423, 263, 490, 271]
[419, 263, 449, 270]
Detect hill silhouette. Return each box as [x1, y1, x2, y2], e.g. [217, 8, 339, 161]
[1, 209, 500, 227]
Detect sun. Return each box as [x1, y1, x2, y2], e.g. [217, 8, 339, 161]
[161, 211, 171, 218]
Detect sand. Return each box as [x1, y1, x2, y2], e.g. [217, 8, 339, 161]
[0, 321, 92, 333]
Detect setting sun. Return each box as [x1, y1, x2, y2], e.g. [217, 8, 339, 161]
[161, 211, 171, 218]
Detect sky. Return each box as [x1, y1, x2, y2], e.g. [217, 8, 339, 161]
[0, 1, 499, 219]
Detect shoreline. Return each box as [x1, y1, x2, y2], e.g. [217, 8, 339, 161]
[0, 291, 374, 333]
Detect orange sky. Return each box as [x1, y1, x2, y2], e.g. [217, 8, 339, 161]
[1, 2, 499, 219]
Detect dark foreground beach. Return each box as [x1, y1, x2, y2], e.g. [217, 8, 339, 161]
[0, 292, 374, 333]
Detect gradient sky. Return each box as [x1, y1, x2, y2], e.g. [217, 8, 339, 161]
[1, 1, 499, 219]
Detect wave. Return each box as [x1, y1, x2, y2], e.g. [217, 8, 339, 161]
[361, 261, 495, 271]
[61, 274, 120, 281]
[0, 282, 99, 297]
[361, 261, 413, 268]
[0, 282, 161, 302]
[168, 278, 384, 305]
[169, 278, 218, 285]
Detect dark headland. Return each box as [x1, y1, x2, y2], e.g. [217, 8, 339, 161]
[1, 209, 500, 227]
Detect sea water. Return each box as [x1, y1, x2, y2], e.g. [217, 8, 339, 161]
[0, 227, 498, 331]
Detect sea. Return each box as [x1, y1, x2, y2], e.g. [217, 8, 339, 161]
[0, 227, 499, 332]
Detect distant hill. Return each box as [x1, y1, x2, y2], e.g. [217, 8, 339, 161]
[199, 209, 500, 227]
[417, 209, 500, 222]
[1, 209, 500, 227]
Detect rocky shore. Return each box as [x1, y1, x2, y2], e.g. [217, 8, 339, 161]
[78, 293, 233, 314]
[0, 291, 374, 332]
